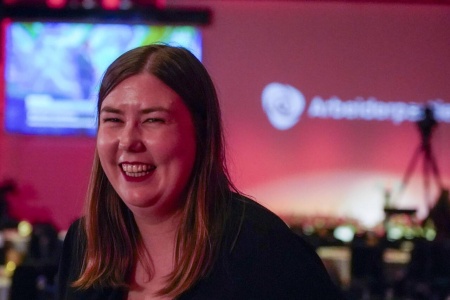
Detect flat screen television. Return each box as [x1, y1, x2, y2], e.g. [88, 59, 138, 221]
[1, 19, 202, 136]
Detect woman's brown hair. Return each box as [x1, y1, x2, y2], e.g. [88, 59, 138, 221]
[73, 44, 235, 297]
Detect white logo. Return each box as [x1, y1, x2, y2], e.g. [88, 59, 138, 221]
[261, 82, 450, 131]
[261, 83, 306, 130]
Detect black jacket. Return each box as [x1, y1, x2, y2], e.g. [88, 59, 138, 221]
[57, 195, 345, 299]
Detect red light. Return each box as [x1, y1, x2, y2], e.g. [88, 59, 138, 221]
[3, 0, 18, 5]
[102, 0, 120, 10]
[154, 0, 165, 9]
[46, 0, 66, 8]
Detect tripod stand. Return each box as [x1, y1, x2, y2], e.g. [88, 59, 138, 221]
[396, 105, 443, 210]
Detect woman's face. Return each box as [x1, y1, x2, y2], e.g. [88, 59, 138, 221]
[97, 73, 197, 220]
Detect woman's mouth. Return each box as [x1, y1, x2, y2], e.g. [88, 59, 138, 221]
[120, 163, 155, 177]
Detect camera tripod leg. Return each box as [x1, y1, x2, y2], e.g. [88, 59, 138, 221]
[423, 146, 443, 208]
[423, 151, 431, 207]
[398, 145, 423, 197]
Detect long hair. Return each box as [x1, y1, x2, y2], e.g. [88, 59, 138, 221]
[73, 45, 236, 297]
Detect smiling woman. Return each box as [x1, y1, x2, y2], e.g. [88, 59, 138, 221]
[56, 44, 345, 300]
[97, 73, 197, 220]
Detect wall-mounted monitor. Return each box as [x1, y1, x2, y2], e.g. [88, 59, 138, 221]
[1, 19, 202, 136]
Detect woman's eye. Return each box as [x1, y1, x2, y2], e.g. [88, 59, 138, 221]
[103, 118, 122, 123]
[145, 118, 165, 123]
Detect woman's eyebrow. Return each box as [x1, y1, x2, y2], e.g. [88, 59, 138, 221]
[99, 106, 171, 114]
[141, 107, 170, 114]
[100, 106, 123, 114]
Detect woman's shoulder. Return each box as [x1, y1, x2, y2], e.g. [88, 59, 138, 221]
[223, 194, 346, 299]
[230, 194, 297, 239]
[57, 218, 124, 299]
[63, 218, 86, 251]
[66, 218, 83, 235]
[59, 218, 86, 271]
[228, 193, 320, 259]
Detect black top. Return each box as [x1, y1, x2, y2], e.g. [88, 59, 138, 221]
[57, 195, 345, 299]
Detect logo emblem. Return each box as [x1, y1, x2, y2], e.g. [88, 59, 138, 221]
[262, 82, 306, 130]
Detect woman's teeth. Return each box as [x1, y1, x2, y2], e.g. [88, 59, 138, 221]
[121, 163, 154, 177]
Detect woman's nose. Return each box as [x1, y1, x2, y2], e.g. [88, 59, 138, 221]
[118, 124, 145, 152]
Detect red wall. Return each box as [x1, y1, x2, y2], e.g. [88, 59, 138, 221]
[1, 1, 450, 230]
